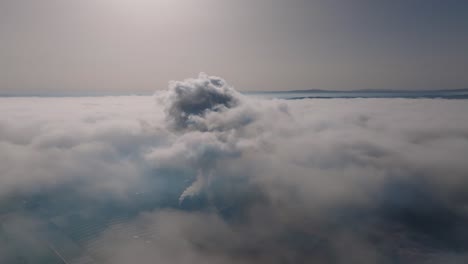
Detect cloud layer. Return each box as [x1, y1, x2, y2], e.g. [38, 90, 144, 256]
[1, 74, 468, 263]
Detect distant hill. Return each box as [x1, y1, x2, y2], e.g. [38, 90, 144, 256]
[247, 88, 468, 99]
[254, 88, 468, 94]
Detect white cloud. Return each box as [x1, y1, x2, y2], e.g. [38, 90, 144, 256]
[1, 75, 468, 263]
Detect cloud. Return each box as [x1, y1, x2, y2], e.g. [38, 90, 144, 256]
[1, 75, 468, 263]
[157, 73, 243, 131]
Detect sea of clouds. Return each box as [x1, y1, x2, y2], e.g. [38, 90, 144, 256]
[1, 74, 468, 263]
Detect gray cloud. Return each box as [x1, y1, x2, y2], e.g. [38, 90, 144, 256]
[158, 73, 243, 131]
[1, 75, 468, 263]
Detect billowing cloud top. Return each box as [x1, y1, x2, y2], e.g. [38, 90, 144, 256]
[158, 73, 242, 131]
[1, 74, 468, 263]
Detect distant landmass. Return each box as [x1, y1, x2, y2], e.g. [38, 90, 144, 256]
[248, 88, 468, 99]
[2, 88, 468, 99]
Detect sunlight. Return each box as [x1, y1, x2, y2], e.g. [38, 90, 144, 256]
[100, 0, 196, 25]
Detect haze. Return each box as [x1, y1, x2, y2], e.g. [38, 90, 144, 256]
[1, 0, 468, 95]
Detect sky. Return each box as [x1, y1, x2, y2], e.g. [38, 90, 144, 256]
[1, 0, 468, 95]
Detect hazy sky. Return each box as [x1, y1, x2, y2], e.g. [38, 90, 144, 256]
[1, 0, 468, 94]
